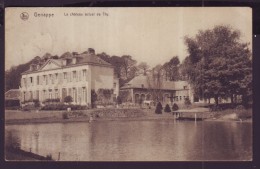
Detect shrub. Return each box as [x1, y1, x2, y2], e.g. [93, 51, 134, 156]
[64, 96, 73, 104]
[62, 112, 69, 119]
[155, 102, 163, 114]
[46, 154, 53, 160]
[172, 103, 179, 111]
[116, 96, 122, 105]
[164, 104, 171, 112]
[33, 99, 40, 107]
[22, 104, 35, 111]
[236, 105, 245, 110]
[184, 98, 191, 107]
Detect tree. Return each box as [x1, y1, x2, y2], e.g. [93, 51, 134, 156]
[97, 52, 111, 63]
[172, 103, 179, 111]
[163, 56, 180, 81]
[155, 102, 163, 114]
[184, 98, 192, 108]
[183, 25, 252, 106]
[91, 90, 97, 108]
[121, 55, 137, 80]
[147, 64, 164, 102]
[137, 62, 150, 75]
[164, 104, 171, 112]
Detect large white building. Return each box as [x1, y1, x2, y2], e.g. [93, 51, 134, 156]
[20, 49, 119, 105]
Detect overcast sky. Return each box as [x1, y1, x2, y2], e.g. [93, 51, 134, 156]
[5, 7, 252, 70]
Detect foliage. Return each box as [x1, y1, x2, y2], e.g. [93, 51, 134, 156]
[164, 104, 171, 112]
[163, 56, 181, 81]
[146, 64, 164, 102]
[183, 25, 252, 105]
[172, 103, 179, 111]
[64, 96, 73, 104]
[33, 99, 41, 107]
[155, 102, 163, 114]
[119, 90, 132, 102]
[184, 98, 192, 107]
[41, 103, 88, 110]
[43, 98, 60, 103]
[97, 88, 113, 106]
[116, 96, 122, 105]
[62, 112, 69, 119]
[91, 90, 97, 108]
[137, 62, 150, 75]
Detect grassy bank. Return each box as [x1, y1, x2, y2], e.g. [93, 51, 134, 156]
[5, 106, 252, 125]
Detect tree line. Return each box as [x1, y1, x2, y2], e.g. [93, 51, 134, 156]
[5, 25, 252, 107]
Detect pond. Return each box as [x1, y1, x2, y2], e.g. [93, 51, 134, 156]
[5, 120, 252, 161]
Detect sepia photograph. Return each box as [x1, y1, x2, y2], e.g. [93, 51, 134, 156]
[5, 7, 252, 161]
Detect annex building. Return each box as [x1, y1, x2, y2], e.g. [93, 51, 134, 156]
[120, 75, 195, 104]
[20, 49, 119, 105]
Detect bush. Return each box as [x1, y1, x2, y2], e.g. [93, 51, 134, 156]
[33, 99, 40, 107]
[64, 96, 73, 104]
[172, 103, 179, 111]
[22, 104, 36, 111]
[62, 112, 69, 119]
[164, 104, 171, 112]
[155, 102, 163, 114]
[184, 98, 191, 107]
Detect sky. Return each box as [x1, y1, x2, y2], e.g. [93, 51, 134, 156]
[5, 7, 252, 70]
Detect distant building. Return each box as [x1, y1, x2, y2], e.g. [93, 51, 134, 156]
[120, 75, 195, 104]
[20, 49, 119, 105]
[5, 89, 20, 107]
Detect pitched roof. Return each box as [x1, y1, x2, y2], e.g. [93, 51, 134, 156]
[5, 89, 20, 100]
[77, 54, 111, 66]
[121, 75, 189, 90]
[22, 53, 112, 74]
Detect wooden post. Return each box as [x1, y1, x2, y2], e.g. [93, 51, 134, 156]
[58, 152, 61, 161]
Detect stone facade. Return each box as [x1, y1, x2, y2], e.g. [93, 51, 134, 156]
[20, 50, 119, 105]
[120, 75, 194, 104]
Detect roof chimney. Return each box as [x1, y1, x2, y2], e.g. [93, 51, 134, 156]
[88, 48, 95, 55]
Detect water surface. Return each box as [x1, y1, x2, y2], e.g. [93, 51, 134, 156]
[5, 120, 252, 161]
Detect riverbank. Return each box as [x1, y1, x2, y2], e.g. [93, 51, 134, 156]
[5, 107, 252, 125]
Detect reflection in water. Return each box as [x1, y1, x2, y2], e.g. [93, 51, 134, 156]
[5, 120, 252, 161]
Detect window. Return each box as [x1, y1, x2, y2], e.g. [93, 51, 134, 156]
[55, 89, 59, 99]
[30, 77, 33, 85]
[73, 71, 77, 79]
[83, 69, 87, 80]
[141, 84, 144, 88]
[49, 89, 52, 99]
[64, 72, 67, 79]
[183, 86, 187, 89]
[23, 78, 26, 87]
[180, 96, 182, 101]
[37, 76, 39, 85]
[82, 87, 86, 103]
[55, 73, 58, 80]
[113, 83, 116, 88]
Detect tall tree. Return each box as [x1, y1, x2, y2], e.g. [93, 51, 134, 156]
[121, 55, 137, 80]
[183, 25, 252, 105]
[137, 62, 150, 75]
[163, 56, 180, 81]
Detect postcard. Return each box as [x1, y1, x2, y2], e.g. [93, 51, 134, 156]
[5, 7, 252, 161]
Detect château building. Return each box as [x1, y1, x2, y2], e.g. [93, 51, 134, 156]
[20, 49, 119, 105]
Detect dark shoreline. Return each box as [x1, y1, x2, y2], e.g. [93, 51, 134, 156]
[5, 148, 53, 161]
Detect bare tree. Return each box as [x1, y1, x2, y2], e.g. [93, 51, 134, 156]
[137, 62, 150, 75]
[146, 64, 164, 102]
